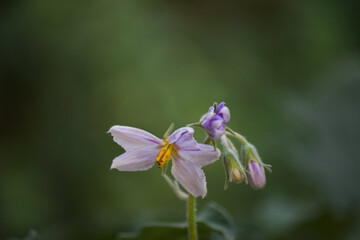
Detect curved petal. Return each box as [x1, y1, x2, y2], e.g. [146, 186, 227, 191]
[177, 144, 221, 167]
[171, 156, 207, 198]
[217, 105, 230, 123]
[108, 126, 162, 150]
[202, 115, 225, 140]
[210, 124, 226, 140]
[168, 127, 197, 150]
[216, 102, 225, 113]
[209, 115, 225, 129]
[200, 106, 215, 122]
[111, 146, 159, 171]
[200, 111, 216, 130]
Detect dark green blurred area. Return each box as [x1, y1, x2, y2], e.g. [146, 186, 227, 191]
[1, 0, 360, 239]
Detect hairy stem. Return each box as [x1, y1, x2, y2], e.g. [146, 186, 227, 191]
[187, 194, 198, 240]
[225, 126, 248, 145]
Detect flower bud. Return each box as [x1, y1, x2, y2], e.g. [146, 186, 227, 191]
[247, 160, 266, 189]
[220, 135, 247, 188]
[202, 114, 226, 140]
[243, 143, 270, 189]
[201, 102, 230, 140]
[231, 166, 244, 183]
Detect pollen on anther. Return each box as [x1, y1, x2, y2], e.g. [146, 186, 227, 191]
[156, 143, 174, 168]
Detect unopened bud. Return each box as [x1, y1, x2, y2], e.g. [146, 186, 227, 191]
[221, 135, 247, 188]
[242, 142, 272, 189]
[231, 167, 244, 183]
[201, 102, 230, 140]
[247, 160, 266, 189]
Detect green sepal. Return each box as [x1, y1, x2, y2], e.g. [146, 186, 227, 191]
[186, 122, 202, 128]
[211, 138, 217, 151]
[222, 155, 231, 190]
[163, 123, 174, 139]
[161, 161, 168, 176]
[243, 143, 272, 172]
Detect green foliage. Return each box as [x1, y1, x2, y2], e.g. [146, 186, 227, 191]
[7, 230, 41, 240]
[197, 203, 235, 240]
[117, 203, 234, 240]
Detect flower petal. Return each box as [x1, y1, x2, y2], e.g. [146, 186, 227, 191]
[108, 126, 162, 150]
[210, 125, 226, 140]
[171, 156, 207, 198]
[216, 103, 230, 123]
[167, 127, 197, 150]
[200, 112, 216, 130]
[209, 115, 224, 129]
[111, 146, 159, 171]
[177, 143, 221, 167]
[207, 106, 215, 115]
[216, 102, 225, 113]
[203, 115, 225, 140]
[200, 106, 215, 122]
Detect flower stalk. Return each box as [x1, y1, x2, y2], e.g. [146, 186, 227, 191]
[225, 126, 248, 145]
[163, 174, 188, 200]
[187, 194, 198, 240]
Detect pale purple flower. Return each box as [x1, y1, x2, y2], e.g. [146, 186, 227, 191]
[201, 102, 231, 140]
[247, 160, 266, 189]
[108, 126, 220, 198]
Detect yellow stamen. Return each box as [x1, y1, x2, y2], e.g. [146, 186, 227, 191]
[156, 141, 174, 168]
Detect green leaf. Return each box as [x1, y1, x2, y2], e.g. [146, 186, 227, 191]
[197, 203, 235, 240]
[117, 203, 235, 240]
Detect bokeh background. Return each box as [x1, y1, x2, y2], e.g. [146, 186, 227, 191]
[1, 0, 360, 239]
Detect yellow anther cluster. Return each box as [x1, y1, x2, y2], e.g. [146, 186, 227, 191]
[156, 142, 174, 168]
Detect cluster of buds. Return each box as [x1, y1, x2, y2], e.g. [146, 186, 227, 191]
[199, 102, 271, 190]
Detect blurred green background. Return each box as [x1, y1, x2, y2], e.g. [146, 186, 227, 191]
[1, 0, 360, 239]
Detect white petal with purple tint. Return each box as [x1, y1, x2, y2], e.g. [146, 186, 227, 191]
[177, 143, 220, 167]
[111, 146, 159, 171]
[168, 127, 221, 197]
[169, 128, 198, 151]
[109, 126, 162, 150]
[171, 155, 207, 198]
[167, 127, 194, 144]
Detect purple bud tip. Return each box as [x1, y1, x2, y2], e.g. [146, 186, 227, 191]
[216, 102, 225, 113]
[247, 160, 266, 189]
[216, 102, 230, 124]
[208, 106, 215, 113]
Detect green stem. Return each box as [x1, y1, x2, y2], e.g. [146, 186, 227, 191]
[203, 135, 211, 144]
[225, 126, 248, 145]
[163, 174, 188, 200]
[187, 194, 198, 240]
